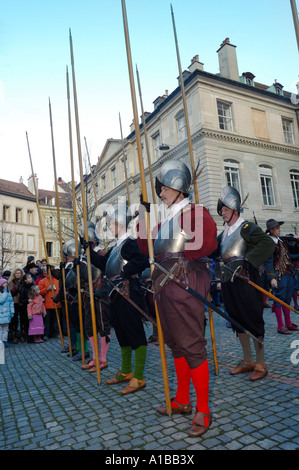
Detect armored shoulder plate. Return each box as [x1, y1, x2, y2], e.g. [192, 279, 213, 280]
[105, 239, 128, 279]
[154, 207, 192, 256]
[220, 223, 247, 263]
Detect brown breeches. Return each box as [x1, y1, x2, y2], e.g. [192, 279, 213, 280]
[154, 263, 210, 369]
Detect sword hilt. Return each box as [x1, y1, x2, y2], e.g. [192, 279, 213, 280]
[159, 262, 179, 287]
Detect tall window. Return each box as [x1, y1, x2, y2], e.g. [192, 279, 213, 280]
[224, 160, 242, 197]
[46, 216, 53, 230]
[53, 241, 60, 258]
[282, 118, 294, 145]
[111, 166, 116, 188]
[46, 241, 52, 257]
[176, 111, 187, 141]
[290, 169, 299, 208]
[16, 234, 23, 250]
[152, 133, 161, 160]
[27, 235, 35, 251]
[102, 175, 106, 194]
[3, 232, 11, 250]
[3, 205, 9, 221]
[217, 100, 233, 131]
[16, 208, 22, 223]
[259, 165, 275, 206]
[251, 109, 269, 140]
[27, 210, 33, 224]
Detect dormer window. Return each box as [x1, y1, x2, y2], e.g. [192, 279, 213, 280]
[274, 81, 283, 95]
[241, 72, 255, 87]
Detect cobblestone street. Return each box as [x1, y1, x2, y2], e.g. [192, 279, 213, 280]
[1, 306, 298, 452]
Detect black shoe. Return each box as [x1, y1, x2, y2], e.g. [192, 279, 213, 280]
[72, 352, 90, 361]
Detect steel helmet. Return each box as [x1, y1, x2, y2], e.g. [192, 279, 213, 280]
[106, 204, 132, 228]
[155, 159, 191, 197]
[217, 186, 241, 216]
[62, 238, 81, 257]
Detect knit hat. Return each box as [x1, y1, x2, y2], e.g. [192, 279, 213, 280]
[0, 278, 8, 287]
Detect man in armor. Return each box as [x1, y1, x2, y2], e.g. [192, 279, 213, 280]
[85, 206, 149, 395]
[264, 220, 299, 334]
[62, 237, 90, 360]
[137, 159, 217, 438]
[79, 226, 111, 373]
[215, 186, 275, 381]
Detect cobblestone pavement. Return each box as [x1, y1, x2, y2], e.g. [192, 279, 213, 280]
[0, 305, 299, 451]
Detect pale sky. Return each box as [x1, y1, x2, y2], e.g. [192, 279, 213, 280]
[0, 0, 298, 190]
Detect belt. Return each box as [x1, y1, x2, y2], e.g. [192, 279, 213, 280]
[154, 251, 185, 263]
[109, 274, 138, 281]
[223, 256, 244, 265]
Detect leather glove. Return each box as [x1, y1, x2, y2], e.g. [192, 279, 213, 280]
[73, 257, 80, 267]
[139, 193, 151, 213]
[120, 269, 130, 280]
[238, 260, 250, 281]
[81, 238, 91, 250]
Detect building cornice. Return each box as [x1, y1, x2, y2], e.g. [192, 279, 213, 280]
[196, 128, 299, 155]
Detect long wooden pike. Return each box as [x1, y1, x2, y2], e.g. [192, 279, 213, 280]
[48, 98, 72, 354]
[121, 0, 171, 415]
[225, 264, 298, 313]
[84, 136, 107, 252]
[118, 113, 131, 207]
[66, 66, 85, 360]
[26, 131, 64, 348]
[170, 3, 218, 373]
[136, 65, 158, 224]
[290, 0, 299, 51]
[69, 30, 101, 384]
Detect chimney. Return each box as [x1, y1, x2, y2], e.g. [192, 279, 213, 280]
[130, 119, 135, 133]
[153, 90, 169, 110]
[177, 70, 191, 86]
[217, 38, 239, 81]
[188, 55, 204, 73]
[19, 176, 23, 184]
[27, 174, 38, 195]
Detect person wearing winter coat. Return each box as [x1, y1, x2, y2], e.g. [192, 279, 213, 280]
[38, 267, 60, 340]
[0, 278, 15, 347]
[27, 285, 47, 343]
[8, 267, 25, 343]
[19, 273, 35, 342]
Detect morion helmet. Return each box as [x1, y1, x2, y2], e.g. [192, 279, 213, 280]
[155, 159, 191, 197]
[217, 186, 241, 216]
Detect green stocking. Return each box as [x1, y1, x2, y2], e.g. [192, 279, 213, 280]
[133, 345, 147, 380]
[76, 333, 88, 353]
[120, 346, 132, 374]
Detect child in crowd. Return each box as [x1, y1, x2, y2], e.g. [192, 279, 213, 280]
[0, 278, 15, 347]
[27, 285, 46, 343]
[8, 267, 26, 343]
[19, 274, 35, 341]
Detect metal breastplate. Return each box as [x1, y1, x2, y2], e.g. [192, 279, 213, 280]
[220, 224, 247, 263]
[105, 240, 128, 279]
[154, 209, 191, 256]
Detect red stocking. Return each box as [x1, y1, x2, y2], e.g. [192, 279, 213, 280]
[190, 359, 210, 425]
[173, 356, 191, 407]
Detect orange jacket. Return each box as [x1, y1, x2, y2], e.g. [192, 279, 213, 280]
[39, 275, 60, 309]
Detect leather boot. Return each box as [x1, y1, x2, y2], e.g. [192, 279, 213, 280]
[229, 360, 255, 375]
[249, 364, 268, 381]
[188, 410, 212, 437]
[157, 399, 192, 416]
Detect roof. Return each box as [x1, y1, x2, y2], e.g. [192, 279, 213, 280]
[0, 178, 72, 209]
[38, 189, 73, 209]
[0, 178, 36, 202]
